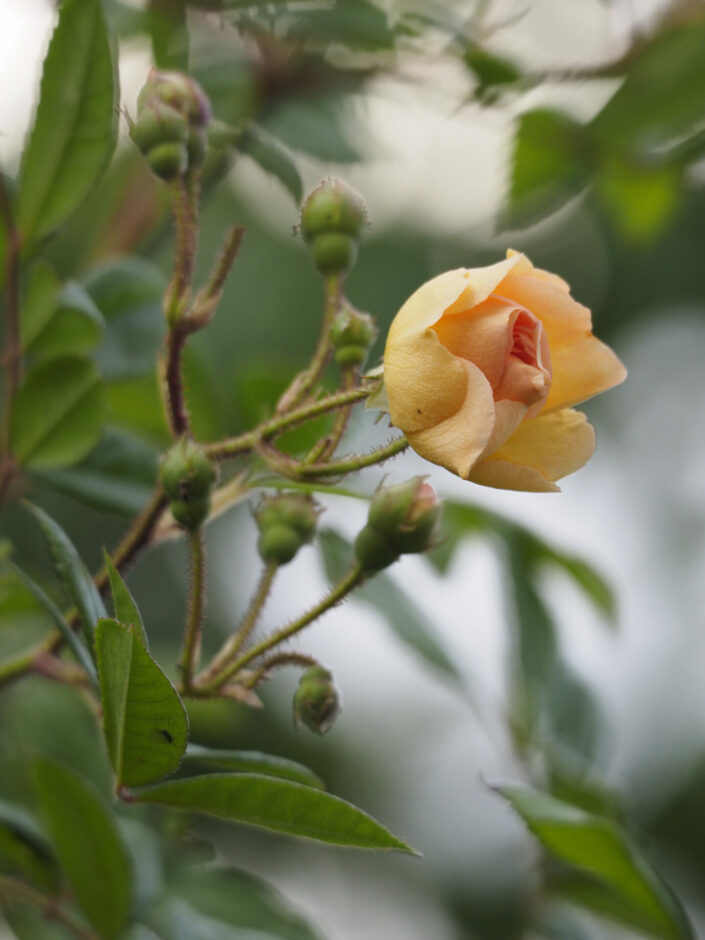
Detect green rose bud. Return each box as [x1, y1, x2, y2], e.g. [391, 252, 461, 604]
[330, 307, 377, 368]
[255, 493, 319, 565]
[160, 438, 217, 531]
[354, 478, 441, 572]
[293, 666, 341, 735]
[300, 179, 367, 275]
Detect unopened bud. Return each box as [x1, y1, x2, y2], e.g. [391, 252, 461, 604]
[293, 666, 341, 735]
[133, 69, 211, 177]
[300, 179, 367, 275]
[160, 438, 217, 530]
[354, 478, 441, 572]
[255, 493, 318, 565]
[330, 307, 377, 368]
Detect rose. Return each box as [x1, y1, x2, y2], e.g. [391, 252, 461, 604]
[383, 251, 626, 492]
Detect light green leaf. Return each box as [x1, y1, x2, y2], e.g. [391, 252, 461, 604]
[24, 501, 106, 642]
[147, 896, 285, 940]
[18, 0, 118, 242]
[148, 0, 189, 71]
[496, 783, 694, 940]
[320, 529, 461, 682]
[8, 561, 97, 682]
[262, 95, 366, 163]
[11, 356, 106, 469]
[34, 756, 132, 939]
[95, 618, 188, 788]
[136, 773, 417, 852]
[183, 744, 324, 789]
[103, 551, 148, 647]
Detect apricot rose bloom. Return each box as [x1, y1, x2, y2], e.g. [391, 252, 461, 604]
[383, 251, 626, 492]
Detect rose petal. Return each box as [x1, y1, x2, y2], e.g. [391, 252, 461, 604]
[543, 335, 627, 413]
[467, 459, 561, 492]
[471, 408, 596, 490]
[405, 361, 496, 478]
[495, 272, 591, 348]
[477, 400, 528, 459]
[385, 330, 469, 432]
[432, 296, 515, 387]
[505, 250, 571, 293]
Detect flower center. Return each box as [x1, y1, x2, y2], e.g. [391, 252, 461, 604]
[491, 295, 552, 415]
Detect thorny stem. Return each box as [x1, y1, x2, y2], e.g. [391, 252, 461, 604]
[258, 435, 409, 481]
[275, 273, 343, 414]
[205, 385, 371, 461]
[179, 528, 207, 691]
[201, 225, 245, 303]
[241, 650, 319, 689]
[162, 327, 190, 437]
[318, 365, 359, 461]
[200, 564, 363, 692]
[197, 560, 278, 686]
[0, 876, 100, 940]
[0, 177, 22, 509]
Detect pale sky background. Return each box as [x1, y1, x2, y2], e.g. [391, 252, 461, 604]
[2, 2, 703, 939]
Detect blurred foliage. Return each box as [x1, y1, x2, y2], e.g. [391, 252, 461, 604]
[1, 0, 705, 938]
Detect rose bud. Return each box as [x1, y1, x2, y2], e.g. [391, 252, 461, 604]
[330, 307, 378, 368]
[160, 437, 217, 530]
[383, 251, 627, 491]
[255, 493, 319, 566]
[293, 666, 341, 735]
[354, 477, 442, 572]
[300, 179, 367, 275]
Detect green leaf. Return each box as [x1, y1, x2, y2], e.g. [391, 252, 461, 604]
[84, 257, 166, 381]
[262, 95, 366, 163]
[8, 561, 98, 682]
[34, 756, 132, 939]
[0, 798, 58, 891]
[29, 282, 105, 361]
[33, 428, 158, 517]
[287, 0, 395, 51]
[183, 744, 324, 789]
[495, 783, 694, 940]
[168, 867, 324, 940]
[24, 501, 106, 642]
[528, 538, 616, 623]
[595, 159, 681, 241]
[238, 123, 303, 204]
[136, 773, 417, 852]
[147, 896, 286, 940]
[17, 0, 118, 242]
[148, 0, 189, 71]
[11, 356, 106, 469]
[508, 109, 588, 224]
[95, 618, 188, 787]
[20, 261, 62, 350]
[103, 551, 148, 647]
[320, 530, 461, 682]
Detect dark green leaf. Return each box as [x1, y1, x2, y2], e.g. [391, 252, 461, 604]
[0, 798, 58, 891]
[17, 0, 118, 242]
[11, 356, 106, 469]
[33, 428, 158, 517]
[4, 904, 76, 940]
[84, 257, 166, 381]
[262, 95, 366, 163]
[320, 530, 461, 682]
[238, 124, 303, 204]
[29, 281, 105, 361]
[168, 867, 324, 940]
[148, 0, 189, 71]
[508, 109, 588, 224]
[24, 501, 106, 642]
[34, 756, 132, 939]
[464, 45, 522, 93]
[8, 561, 97, 681]
[20, 262, 62, 351]
[183, 744, 324, 789]
[528, 539, 616, 623]
[287, 0, 395, 51]
[103, 551, 148, 647]
[495, 783, 694, 940]
[95, 618, 188, 788]
[147, 896, 284, 940]
[137, 773, 417, 852]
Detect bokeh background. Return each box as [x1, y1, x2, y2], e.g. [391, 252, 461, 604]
[2, 1, 705, 938]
